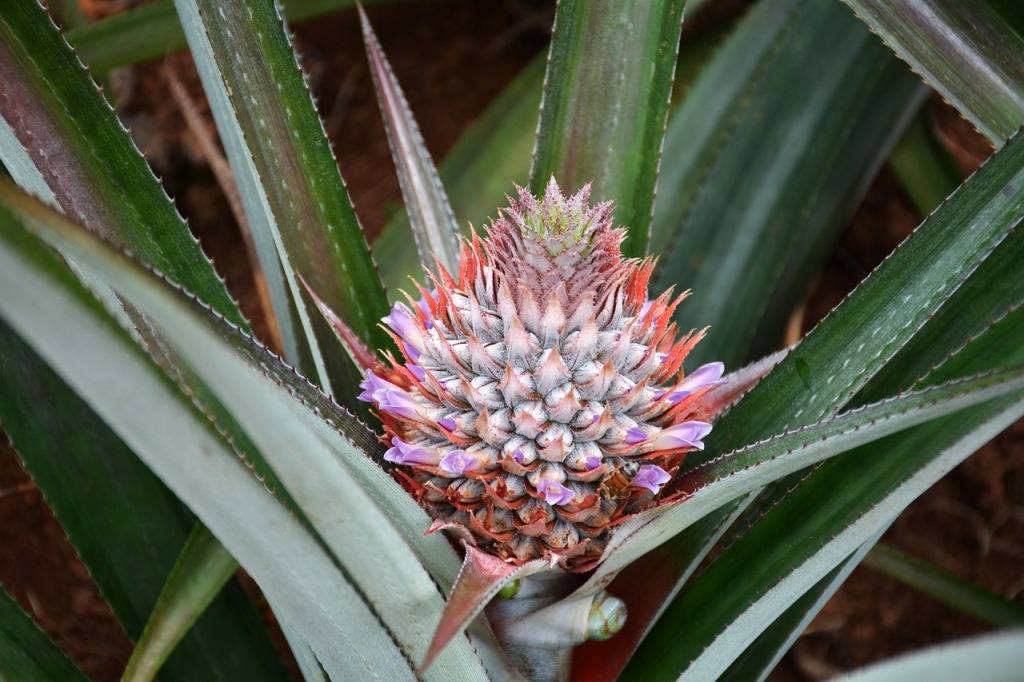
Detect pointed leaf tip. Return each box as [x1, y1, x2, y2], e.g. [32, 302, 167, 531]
[299, 275, 377, 371]
[419, 545, 544, 674]
[359, 4, 461, 276]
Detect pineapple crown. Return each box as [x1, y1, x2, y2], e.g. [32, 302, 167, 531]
[359, 179, 724, 570]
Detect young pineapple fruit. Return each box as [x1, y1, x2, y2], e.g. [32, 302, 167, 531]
[360, 179, 723, 569]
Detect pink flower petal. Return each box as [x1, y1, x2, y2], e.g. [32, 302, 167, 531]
[536, 478, 574, 506]
[652, 421, 713, 451]
[440, 450, 478, 475]
[383, 437, 439, 466]
[631, 464, 671, 494]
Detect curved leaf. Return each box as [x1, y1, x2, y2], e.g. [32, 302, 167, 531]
[835, 631, 1024, 682]
[579, 365, 1024, 593]
[121, 527, 240, 682]
[0, 197, 416, 681]
[360, 7, 460, 276]
[841, 0, 1024, 144]
[0, 184, 513, 680]
[652, 0, 925, 368]
[174, 0, 391, 404]
[864, 543, 1024, 628]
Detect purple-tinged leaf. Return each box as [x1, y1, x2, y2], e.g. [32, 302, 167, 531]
[359, 7, 460, 276]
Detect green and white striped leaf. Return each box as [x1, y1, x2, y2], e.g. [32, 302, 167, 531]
[0, 586, 88, 682]
[530, 0, 687, 257]
[0, 326, 284, 682]
[0, 0, 243, 324]
[174, 0, 391, 404]
[625, 395, 1024, 681]
[626, 254, 1024, 680]
[716, 533, 887, 682]
[0, 197, 416, 681]
[360, 8, 460, 276]
[0, 6, 283, 678]
[835, 630, 1024, 682]
[841, 0, 1024, 145]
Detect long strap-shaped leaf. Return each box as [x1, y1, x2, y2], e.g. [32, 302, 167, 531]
[0, 200, 416, 681]
[606, 121, 1024, 680]
[359, 8, 460, 276]
[863, 543, 1024, 627]
[0, 586, 88, 682]
[578, 365, 1024, 588]
[628, 397, 1024, 681]
[715, 531, 888, 682]
[373, 14, 734, 296]
[530, 0, 686, 257]
[0, 326, 285, 682]
[0, 184, 512, 680]
[841, 0, 1024, 145]
[0, 6, 283, 679]
[374, 54, 546, 296]
[0, 0, 242, 324]
[65, 0, 395, 73]
[625, 272, 1024, 680]
[652, 0, 925, 368]
[174, 0, 391, 402]
[834, 630, 1024, 682]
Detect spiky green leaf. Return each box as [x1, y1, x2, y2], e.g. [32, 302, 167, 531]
[841, 0, 1024, 144]
[173, 0, 391, 405]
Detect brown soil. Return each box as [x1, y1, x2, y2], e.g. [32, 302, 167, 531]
[1, 2, 1021, 680]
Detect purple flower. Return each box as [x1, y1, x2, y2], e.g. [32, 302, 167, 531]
[536, 478, 574, 506]
[585, 454, 602, 471]
[631, 464, 671, 494]
[384, 437, 439, 466]
[440, 450, 478, 475]
[652, 421, 713, 451]
[357, 372, 400, 403]
[376, 385, 419, 417]
[624, 427, 647, 445]
[383, 303, 425, 353]
[511, 448, 525, 463]
[665, 362, 725, 404]
[403, 342, 422, 362]
[407, 363, 426, 381]
[437, 416, 457, 432]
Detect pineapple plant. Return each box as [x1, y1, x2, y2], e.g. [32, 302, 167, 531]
[1, 0, 1023, 681]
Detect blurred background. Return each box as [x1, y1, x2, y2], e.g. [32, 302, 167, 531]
[0, 1, 1020, 680]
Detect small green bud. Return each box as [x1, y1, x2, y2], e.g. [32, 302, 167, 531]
[586, 592, 627, 641]
[497, 579, 521, 599]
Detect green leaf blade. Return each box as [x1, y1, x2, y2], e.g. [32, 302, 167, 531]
[863, 543, 1024, 628]
[841, 0, 1024, 145]
[652, 0, 926, 368]
[360, 8, 460, 276]
[530, 0, 687, 256]
[174, 0, 391, 404]
[0, 192, 419, 682]
[0, 587, 88, 682]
